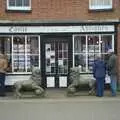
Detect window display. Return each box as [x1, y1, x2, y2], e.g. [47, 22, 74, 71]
[101, 35, 112, 53]
[27, 36, 39, 72]
[0, 35, 40, 73]
[13, 36, 25, 72]
[58, 43, 68, 74]
[0, 37, 12, 72]
[73, 34, 114, 73]
[45, 43, 56, 74]
[74, 36, 86, 53]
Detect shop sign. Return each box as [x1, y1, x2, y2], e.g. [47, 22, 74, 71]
[9, 26, 27, 33]
[0, 25, 114, 33]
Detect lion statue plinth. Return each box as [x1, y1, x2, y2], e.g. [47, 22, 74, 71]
[14, 67, 45, 98]
[67, 67, 96, 96]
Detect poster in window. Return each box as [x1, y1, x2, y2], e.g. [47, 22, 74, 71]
[13, 44, 18, 53]
[27, 44, 30, 53]
[19, 62, 25, 69]
[19, 55, 25, 61]
[19, 45, 24, 53]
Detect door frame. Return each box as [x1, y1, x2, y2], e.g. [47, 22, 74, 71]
[41, 34, 72, 88]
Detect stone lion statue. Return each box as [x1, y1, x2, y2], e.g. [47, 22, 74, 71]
[14, 67, 45, 98]
[67, 67, 96, 95]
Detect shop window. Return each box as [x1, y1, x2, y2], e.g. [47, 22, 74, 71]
[7, 0, 31, 11]
[0, 35, 40, 73]
[101, 35, 112, 53]
[88, 35, 99, 71]
[73, 34, 114, 73]
[13, 36, 25, 72]
[12, 36, 40, 73]
[74, 36, 86, 72]
[89, 0, 112, 10]
[27, 36, 39, 72]
[0, 37, 12, 72]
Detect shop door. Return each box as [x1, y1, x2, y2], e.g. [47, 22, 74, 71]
[41, 37, 71, 88]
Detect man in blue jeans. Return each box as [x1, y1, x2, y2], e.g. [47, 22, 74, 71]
[107, 49, 117, 96]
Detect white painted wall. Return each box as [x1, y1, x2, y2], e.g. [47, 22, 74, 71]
[5, 75, 30, 85]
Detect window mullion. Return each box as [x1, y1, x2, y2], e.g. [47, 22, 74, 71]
[22, 0, 24, 6]
[15, 0, 16, 6]
[72, 35, 75, 67]
[99, 34, 101, 56]
[112, 34, 114, 51]
[25, 35, 27, 72]
[86, 35, 88, 72]
[11, 35, 14, 72]
[39, 36, 40, 69]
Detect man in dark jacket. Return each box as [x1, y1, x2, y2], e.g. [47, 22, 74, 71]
[107, 49, 117, 96]
[93, 56, 106, 97]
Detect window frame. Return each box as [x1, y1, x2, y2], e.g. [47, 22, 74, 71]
[7, 0, 31, 11]
[11, 35, 40, 74]
[73, 34, 114, 73]
[0, 35, 40, 74]
[89, 0, 113, 10]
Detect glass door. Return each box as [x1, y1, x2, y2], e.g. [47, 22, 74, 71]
[42, 37, 70, 88]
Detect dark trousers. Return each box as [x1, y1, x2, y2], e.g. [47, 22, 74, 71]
[0, 73, 5, 96]
[96, 78, 105, 97]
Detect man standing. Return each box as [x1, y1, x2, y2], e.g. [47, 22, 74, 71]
[93, 56, 106, 97]
[0, 53, 8, 96]
[107, 49, 117, 96]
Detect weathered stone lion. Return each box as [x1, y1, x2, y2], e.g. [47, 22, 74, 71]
[14, 67, 45, 98]
[67, 67, 96, 95]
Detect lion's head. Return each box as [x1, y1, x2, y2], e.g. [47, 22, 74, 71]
[69, 67, 81, 84]
[31, 67, 42, 85]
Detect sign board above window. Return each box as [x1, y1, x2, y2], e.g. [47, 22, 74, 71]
[0, 25, 115, 33]
[7, 0, 31, 11]
[89, 0, 112, 10]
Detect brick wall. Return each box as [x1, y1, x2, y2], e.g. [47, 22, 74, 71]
[117, 25, 120, 85]
[0, 0, 119, 21]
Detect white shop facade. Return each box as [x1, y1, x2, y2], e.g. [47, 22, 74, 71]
[0, 22, 117, 88]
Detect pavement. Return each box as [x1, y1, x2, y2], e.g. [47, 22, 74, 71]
[0, 89, 120, 120]
[0, 88, 120, 101]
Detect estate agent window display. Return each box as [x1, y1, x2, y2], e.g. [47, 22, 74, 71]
[73, 34, 114, 73]
[0, 35, 40, 74]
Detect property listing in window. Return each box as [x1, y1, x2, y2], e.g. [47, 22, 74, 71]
[73, 34, 114, 73]
[0, 35, 40, 73]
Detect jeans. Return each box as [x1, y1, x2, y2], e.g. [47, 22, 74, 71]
[0, 73, 5, 96]
[96, 78, 105, 97]
[110, 75, 117, 96]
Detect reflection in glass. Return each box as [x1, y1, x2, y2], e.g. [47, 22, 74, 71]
[74, 36, 86, 53]
[9, 0, 15, 6]
[27, 55, 39, 72]
[101, 35, 112, 53]
[24, 0, 30, 6]
[63, 43, 68, 50]
[27, 36, 39, 54]
[58, 42, 68, 74]
[75, 54, 86, 72]
[88, 36, 99, 53]
[16, 0, 22, 6]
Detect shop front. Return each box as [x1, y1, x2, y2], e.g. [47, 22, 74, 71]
[0, 23, 116, 88]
